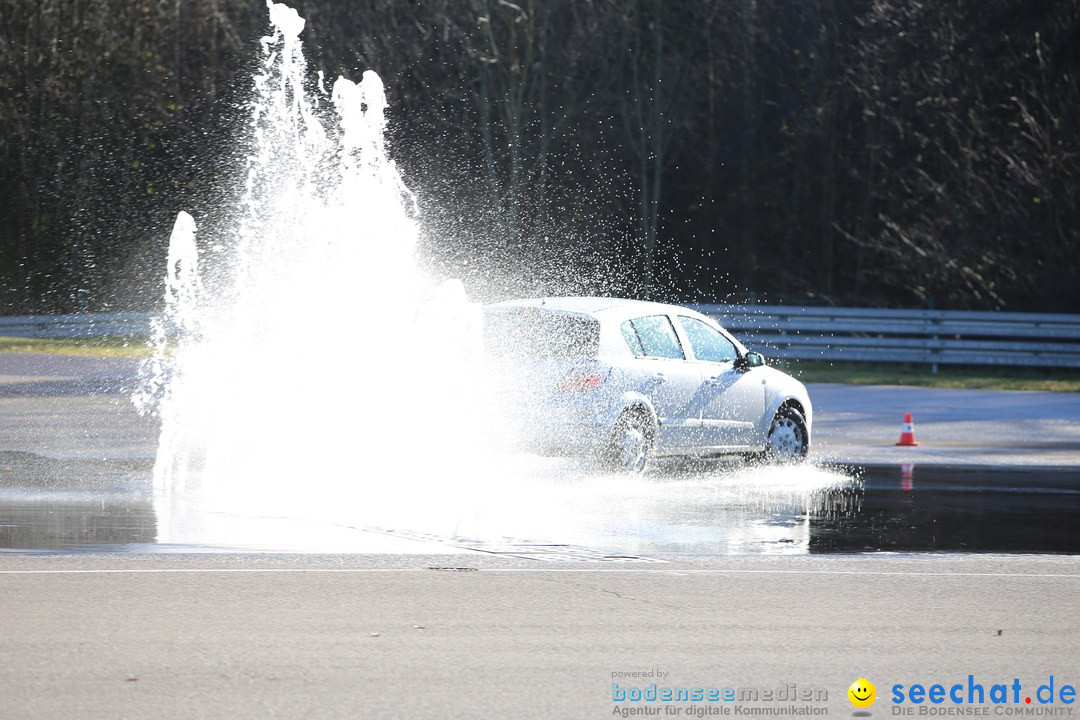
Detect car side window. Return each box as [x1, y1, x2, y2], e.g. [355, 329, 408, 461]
[629, 315, 685, 360]
[677, 316, 738, 364]
[620, 320, 645, 357]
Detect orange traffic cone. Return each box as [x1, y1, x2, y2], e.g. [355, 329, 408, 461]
[895, 412, 920, 446]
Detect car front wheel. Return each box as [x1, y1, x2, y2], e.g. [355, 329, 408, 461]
[764, 406, 809, 463]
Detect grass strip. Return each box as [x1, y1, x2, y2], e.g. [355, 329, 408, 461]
[786, 360, 1080, 392]
[0, 336, 154, 358]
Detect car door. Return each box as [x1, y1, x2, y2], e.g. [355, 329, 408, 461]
[620, 315, 703, 452]
[675, 315, 765, 449]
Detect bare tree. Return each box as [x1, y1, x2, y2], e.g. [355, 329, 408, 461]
[614, 0, 693, 295]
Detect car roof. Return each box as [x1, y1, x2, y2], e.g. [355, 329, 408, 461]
[485, 296, 749, 357]
[487, 296, 690, 318]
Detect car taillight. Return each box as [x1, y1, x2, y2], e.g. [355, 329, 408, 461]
[558, 369, 607, 392]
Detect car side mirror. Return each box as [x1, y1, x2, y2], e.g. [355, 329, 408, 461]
[736, 351, 765, 370]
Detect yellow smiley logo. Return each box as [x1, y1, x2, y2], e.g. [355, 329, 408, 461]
[848, 678, 876, 708]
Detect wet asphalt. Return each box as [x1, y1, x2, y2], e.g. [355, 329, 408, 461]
[1, 352, 1078, 718]
[2, 352, 1078, 556]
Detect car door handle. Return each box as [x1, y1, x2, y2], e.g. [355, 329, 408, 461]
[651, 373, 666, 384]
[706, 376, 725, 385]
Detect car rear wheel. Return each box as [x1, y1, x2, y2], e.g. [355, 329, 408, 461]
[604, 410, 654, 474]
[764, 406, 809, 463]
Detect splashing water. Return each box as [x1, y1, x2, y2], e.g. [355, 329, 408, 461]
[137, 2, 856, 552]
[138, 2, 483, 535]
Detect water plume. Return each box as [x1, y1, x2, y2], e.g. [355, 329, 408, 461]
[139, 2, 482, 538]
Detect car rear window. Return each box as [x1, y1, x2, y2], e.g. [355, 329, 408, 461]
[483, 308, 600, 359]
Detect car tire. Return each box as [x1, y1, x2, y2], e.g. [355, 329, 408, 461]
[764, 406, 809, 463]
[603, 409, 654, 474]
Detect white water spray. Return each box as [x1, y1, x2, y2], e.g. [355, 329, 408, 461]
[140, 3, 482, 540]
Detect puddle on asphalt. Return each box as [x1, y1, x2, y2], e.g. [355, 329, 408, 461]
[0, 456, 1077, 555]
[0, 451, 154, 552]
[0, 495, 155, 552]
[809, 464, 1080, 554]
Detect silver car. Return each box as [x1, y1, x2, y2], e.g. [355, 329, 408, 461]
[483, 297, 812, 472]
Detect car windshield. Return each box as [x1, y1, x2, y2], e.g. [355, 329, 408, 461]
[483, 308, 600, 359]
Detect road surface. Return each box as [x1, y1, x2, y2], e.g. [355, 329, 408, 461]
[2, 552, 1079, 720]
[1, 353, 1078, 718]
[2, 353, 1079, 466]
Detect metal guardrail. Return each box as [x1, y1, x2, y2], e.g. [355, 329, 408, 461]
[0, 312, 155, 340]
[4, 306, 1080, 369]
[693, 304, 1080, 369]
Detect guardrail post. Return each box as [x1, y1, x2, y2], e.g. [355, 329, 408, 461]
[930, 314, 940, 375]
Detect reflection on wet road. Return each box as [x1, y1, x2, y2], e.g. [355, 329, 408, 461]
[812, 464, 1080, 554]
[1, 452, 1077, 555]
